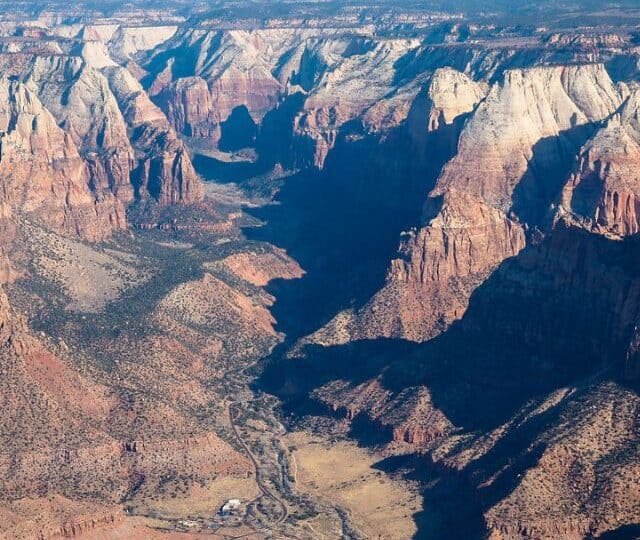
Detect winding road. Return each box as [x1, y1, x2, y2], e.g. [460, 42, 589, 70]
[228, 401, 289, 526]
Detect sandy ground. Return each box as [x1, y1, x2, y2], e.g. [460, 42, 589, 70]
[286, 431, 423, 540]
[24, 222, 147, 313]
[77, 517, 205, 539]
[130, 475, 261, 521]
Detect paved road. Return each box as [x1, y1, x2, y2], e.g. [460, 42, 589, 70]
[228, 401, 289, 526]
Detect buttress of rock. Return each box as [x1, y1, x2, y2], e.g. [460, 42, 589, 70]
[560, 87, 640, 236]
[0, 79, 126, 241]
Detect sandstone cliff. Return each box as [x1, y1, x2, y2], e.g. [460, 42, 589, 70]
[324, 64, 624, 343]
[560, 87, 640, 236]
[303, 67, 493, 343]
[0, 46, 204, 229]
[23, 55, 137, 206]
[433, 64, 622, 224]
[107, 25, 178, 62]
[146, 28, 303, 147]
[144, 29, 426, 164]
[0, 79, 125, 241]
[142, 25, 636, 171]
[106, 66, 203, 205]
[1, 14, 640, 540]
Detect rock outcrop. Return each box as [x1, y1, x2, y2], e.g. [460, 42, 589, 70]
[1, 10, 640, 540]
[146, 28, 305, 147]
[301, 67, 492, 343]
[107, 25, 178, 62]
[382, 191, 526, 340]
[415, 66, 488, 134]
[144, 29, 427, 163]
[325, 64, 623, 343]
[0, 41, 203, 240]
[0, 42, 203, 215]
[560, 88, 640, 236]
[0, 79, 125, 241]
[23, 55, 137, 206]
[263, 59, 640, 540]
[433, 64, 621, 224]
[106, 66, 203, 205]
[142, 24, 636, 171]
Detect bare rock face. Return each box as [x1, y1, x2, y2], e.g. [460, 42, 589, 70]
[23, 55, 137, 206]
[145, 29, 425, 164]
[561, 88, 640, 236]
[0, 43, 204, 219]
[158, 76, 215, 140]
[147, 29, 293, 148]
[305, 67, 492, 343]
[434, 64, 622, 224]
[218, 249, 305, 287]
[273, 222, 640, 539]
[106, 25, 178, 62]
[350, 64, 621, 342]
[105, 66, 203, 205]
[0, 79, 126, 241]
[0, 286, 20, 347]
[289, 37, 424, 168]
[393, 191, 525, 284]
[412, 66, 487, 134]
[329, 191, 525, 343]
[143, 27, 634, 171]
[282, 70, 640, 540]
[545, 32, 629, 49]
[314, 379, 454, 446]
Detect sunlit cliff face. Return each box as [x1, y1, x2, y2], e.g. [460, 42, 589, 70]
[0, 2, 639, 539]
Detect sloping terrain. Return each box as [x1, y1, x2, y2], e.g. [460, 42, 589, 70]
[0, 4, 639, 540]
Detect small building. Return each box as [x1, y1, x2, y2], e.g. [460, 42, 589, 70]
[220, 498, 242, 516]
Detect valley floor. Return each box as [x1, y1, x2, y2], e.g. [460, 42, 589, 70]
[3, 174, 423, 540]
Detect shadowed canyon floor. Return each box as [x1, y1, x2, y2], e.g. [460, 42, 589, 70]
[1, 2, 640, 539]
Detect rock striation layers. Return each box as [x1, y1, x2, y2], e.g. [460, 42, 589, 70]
[143, 29, 434, 164]
[560, 87, 640, 236]
[311, 64, 624, 344]
[434, 64, 621, 223]
[0, 79, 125, 241]
[105, 66, 203, 205]
[0, 38, 203, 241]
[385, 64, 622, 337]
[263, 60, 640, 540]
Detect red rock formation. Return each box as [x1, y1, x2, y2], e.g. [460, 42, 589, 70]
[326, 64, 622, 343]
[145, 29, 428, 164]
[391, 191, 525, 285]
[24, 57, 138, 205]
[433, 64, 621, 216]
[147, 29, 288, 149]
[106, 66, 204, 205]
[351, 191, 526, 342]
[48, 510, 123, 539]
[0, 80, 126, 241]
[219, 249, 305, 287]
[158, 76, 216, 140]
[0, 46, 204, 220]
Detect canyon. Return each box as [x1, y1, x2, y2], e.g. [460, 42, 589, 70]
[0, 1, 639, 539]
